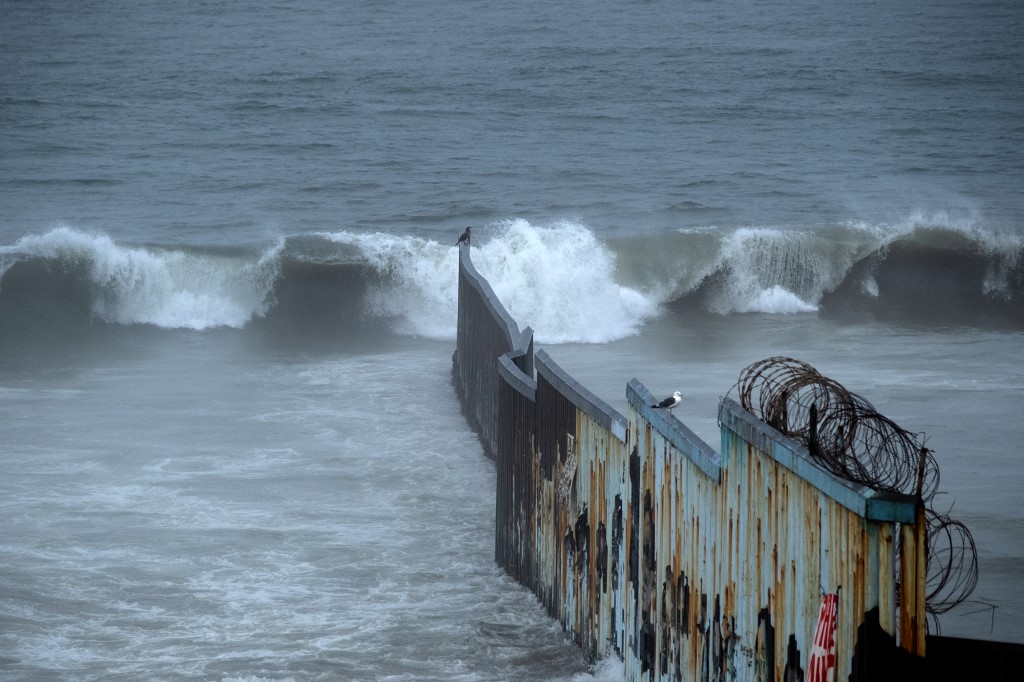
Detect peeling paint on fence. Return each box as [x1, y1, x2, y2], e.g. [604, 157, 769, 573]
[451, 245, 929, 681]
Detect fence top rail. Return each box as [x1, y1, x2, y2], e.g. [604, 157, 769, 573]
[459, 245, 522, 352]
[536, 349, 627, 442]
[718, 396, 918, 522]
[498, 352, 537, 400]
[628, 379, 722, 481]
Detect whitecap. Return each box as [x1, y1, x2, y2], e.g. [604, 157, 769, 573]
[0, 226, 283, 330]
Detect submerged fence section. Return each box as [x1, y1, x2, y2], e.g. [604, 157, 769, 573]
[451, 245, 928, 681]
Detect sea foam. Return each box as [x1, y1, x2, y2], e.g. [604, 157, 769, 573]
[319, 229, 461, 340]
[473, 219, 659, 343]
[703, 227, 839, 314]
[324, 220, 659, 343]
[0, 227, 282, 329]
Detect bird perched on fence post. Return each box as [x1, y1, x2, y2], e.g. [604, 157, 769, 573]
[651, 391, 683, 413]
[456, 226, 472, 247]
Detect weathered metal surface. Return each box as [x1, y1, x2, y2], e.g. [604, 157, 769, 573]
[454, 247, 930, 681]
[536, 349, 627, 442]
[900, 505, 928, 656]
[454, 244, 532, 457]
[735, 356, 977, 625]
[737, 357, 940, 502]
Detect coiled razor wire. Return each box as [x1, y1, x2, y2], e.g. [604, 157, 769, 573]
[734, 356, 977, 620]
[925, 507, 978, 616]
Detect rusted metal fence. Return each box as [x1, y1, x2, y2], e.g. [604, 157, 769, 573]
[452, 245, 930, 681]
[453, 243, 533, 456]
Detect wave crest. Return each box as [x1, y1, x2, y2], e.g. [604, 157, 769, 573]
[706, 227, 857, 314]
[0, 227, 282, 330]
[320, 219, 659, 343]
[632, 216, 1024, 323]
[473, 219, 658, 343]
[319, 230, 460, 339]
[3, 215, 1022, 340]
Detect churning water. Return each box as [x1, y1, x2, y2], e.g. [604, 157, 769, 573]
[2, 0, 1023, 679]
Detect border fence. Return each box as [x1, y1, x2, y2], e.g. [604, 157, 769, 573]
[451, 244, 1021, 681]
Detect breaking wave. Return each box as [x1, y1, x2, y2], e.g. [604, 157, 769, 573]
[319, 218, 659, 343]
[0, 227, 283, 330]
[2, 215, 1022, 351]
[0, 221, 658, 344]
[611, 213, 1024, 325]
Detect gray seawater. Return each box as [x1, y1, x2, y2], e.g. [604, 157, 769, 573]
[4, 0, 1023, 241]
[2, 0, 1023, 679]
[0, 328, 599, 681]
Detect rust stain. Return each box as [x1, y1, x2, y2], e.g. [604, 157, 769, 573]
[454, 251, 928, 681]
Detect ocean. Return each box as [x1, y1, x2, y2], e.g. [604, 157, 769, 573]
[1, 0, 1022, 679]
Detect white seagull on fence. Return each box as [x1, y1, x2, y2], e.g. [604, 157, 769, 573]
[456, 226, 472, 246]
[651, 391, 683, 412]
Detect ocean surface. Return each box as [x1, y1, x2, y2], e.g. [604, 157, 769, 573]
[2, 0, 1023, 679]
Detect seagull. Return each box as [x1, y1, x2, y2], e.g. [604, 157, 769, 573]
[456, 226, 472, 246]
[651, 391, 683, 412]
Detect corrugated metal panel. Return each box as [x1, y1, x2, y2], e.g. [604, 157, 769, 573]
[627, 391, 857, 680]
[454, 245, 530, 458]
[454, 245, 928, 681]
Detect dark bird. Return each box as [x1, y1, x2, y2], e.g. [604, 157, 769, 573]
[456, 226, 472, 246]
[651, 391, 683, 412]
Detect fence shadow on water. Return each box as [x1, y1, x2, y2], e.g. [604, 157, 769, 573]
[450, 244, 1021, 681]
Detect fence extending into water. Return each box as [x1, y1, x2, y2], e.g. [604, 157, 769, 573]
[451, 244, 948, 681]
